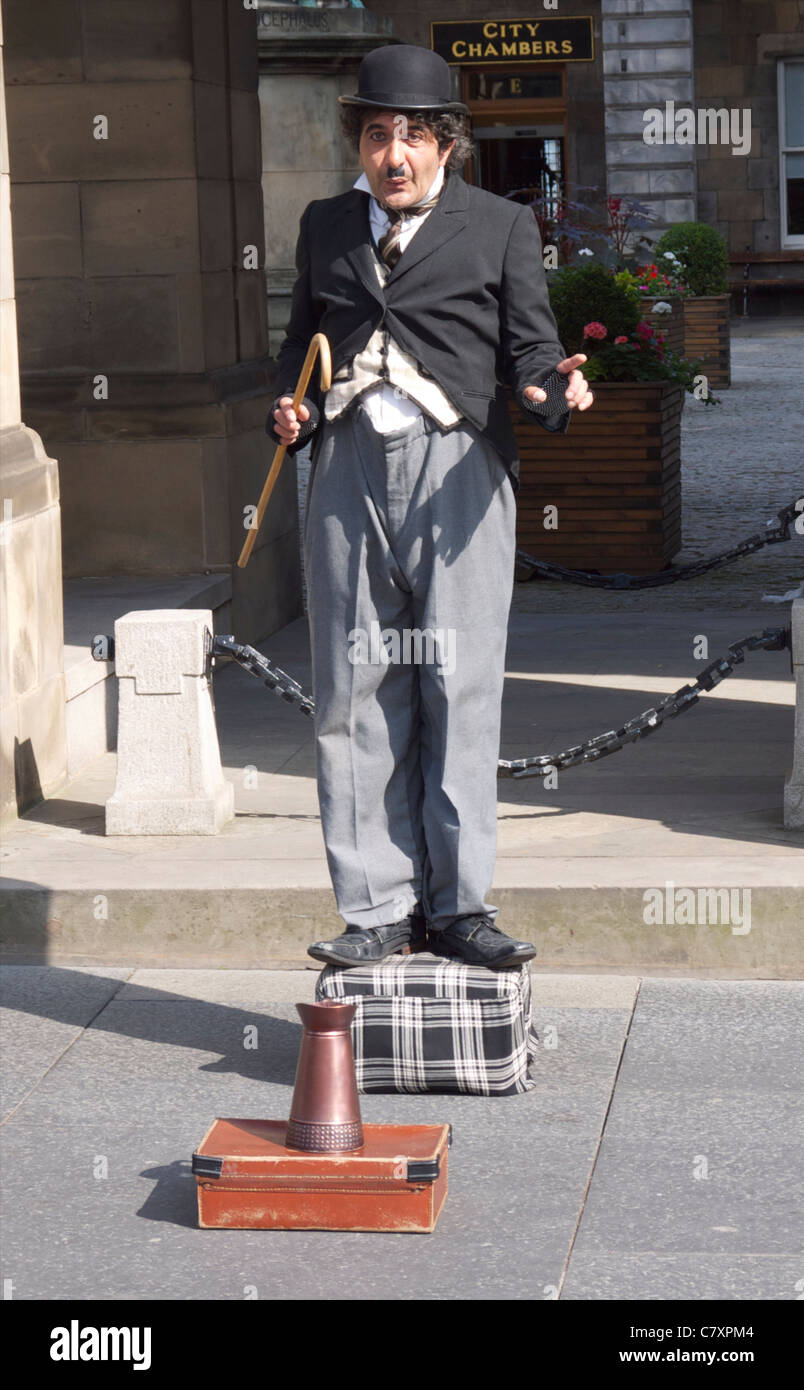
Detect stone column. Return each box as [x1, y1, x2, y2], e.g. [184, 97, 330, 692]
[784, 597, 804, 830]
[4, 0, 297, 647]
[0, 5, 67, 826]
[601, 0, 697, 238]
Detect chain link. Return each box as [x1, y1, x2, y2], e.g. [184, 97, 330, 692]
[514, 495, 803, 589]
[497, 626, 791, 779]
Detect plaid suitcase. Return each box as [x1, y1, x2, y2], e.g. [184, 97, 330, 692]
[315, 953, 538, 1096]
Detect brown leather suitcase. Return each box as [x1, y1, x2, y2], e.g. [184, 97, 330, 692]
[192, 1118, 451, 1233]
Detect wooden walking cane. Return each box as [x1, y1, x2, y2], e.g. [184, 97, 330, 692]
[238, 332, 332, 569]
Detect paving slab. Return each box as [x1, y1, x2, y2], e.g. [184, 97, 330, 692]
[564, 979, 804, 1297]
[0, 967, 132, 1121]
[560, 1255, 804, 1302]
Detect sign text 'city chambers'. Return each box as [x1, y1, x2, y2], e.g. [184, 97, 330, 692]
[431, 17, 594, 66]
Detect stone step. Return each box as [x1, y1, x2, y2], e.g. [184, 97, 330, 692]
[1, 877, 801, 976]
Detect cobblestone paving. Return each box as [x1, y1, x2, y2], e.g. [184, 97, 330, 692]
[295, 321, 803, 617]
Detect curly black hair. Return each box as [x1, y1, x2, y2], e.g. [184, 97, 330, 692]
[339, 104, 474, 172]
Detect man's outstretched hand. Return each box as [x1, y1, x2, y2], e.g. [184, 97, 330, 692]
[524, 354, 594, 412]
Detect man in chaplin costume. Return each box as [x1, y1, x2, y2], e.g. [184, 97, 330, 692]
[268, 44, 593, 969]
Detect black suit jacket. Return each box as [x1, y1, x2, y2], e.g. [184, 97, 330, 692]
[268, 172, 571, 492]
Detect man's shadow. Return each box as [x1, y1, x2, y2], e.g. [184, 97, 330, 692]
[1, 961, 305, 1085]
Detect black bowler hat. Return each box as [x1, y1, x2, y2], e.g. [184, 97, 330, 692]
[339, 44, 469, 114]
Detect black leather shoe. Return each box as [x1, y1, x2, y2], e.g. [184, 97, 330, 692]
[307, 913, 427, 968]
[429, 914, 536, 969]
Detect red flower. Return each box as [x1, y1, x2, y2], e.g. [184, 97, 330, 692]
[583, 321, 608, 340]
[614, 335, 628, 344]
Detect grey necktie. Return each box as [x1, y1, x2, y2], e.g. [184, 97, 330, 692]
[377, 189, 443, 270]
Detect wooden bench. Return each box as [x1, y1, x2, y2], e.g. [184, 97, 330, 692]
[729, 250, 804, 314]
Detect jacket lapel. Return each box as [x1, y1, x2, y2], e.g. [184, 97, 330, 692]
[339, 192, 385, 308]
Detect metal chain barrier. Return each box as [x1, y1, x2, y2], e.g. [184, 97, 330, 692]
[497, 626, 790, 779]
[207, 627, 791, 780]
[514, 494, 803, 589]
[93, 494, 800, 778]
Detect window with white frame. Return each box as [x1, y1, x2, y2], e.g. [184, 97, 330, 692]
[779, 59, 804, 247]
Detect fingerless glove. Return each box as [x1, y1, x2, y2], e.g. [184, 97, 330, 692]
[265, 395, 321, 453]
[518, 369, 571, 435]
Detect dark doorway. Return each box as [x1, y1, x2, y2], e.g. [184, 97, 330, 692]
[474, 126, 565, 212]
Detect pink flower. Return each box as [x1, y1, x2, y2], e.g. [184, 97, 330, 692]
[583, 321, 608, 340]
[635, 321, 654, 340]
[614, 335, 628, 344]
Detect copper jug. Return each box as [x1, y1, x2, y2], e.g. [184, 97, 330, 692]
[285, 1000, 364, 1152]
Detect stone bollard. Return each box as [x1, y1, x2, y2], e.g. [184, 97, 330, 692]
[784, 597, 804, 829]
[106, 610, 234, 835]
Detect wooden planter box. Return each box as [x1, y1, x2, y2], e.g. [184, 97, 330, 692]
[509, 381, 684, 575]
[640, 296, 685, 354]
[682, 294, 731, 389]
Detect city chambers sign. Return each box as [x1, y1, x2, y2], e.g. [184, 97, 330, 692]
[431, 16, 594, 65]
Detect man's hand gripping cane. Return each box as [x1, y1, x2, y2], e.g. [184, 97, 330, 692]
[238, 332, 331, 568]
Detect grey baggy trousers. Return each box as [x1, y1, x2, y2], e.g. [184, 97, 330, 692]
[302, 401, 516, 931]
